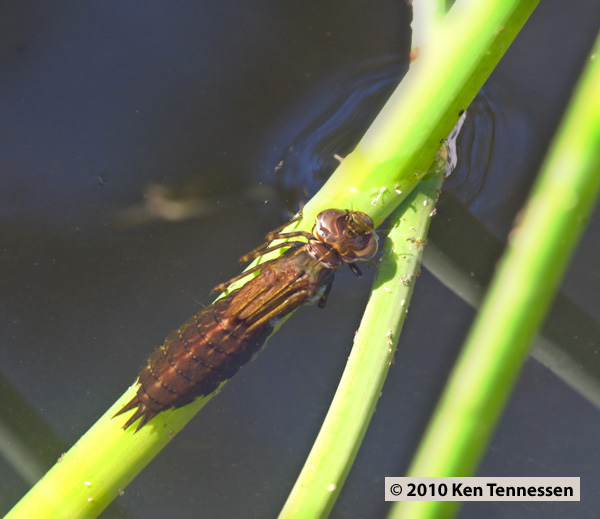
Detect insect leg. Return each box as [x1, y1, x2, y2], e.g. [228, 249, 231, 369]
[318, 275, 335, 308]
[348, 263, 363, 278]
[240, 230, 312, 261]
[265, 210, 304, 236]
[213, 245, 302, 293]
[239, 238, 308, 263]
[265, 230, 313, 241]
[236, 209, 308, 260]
[212, 263, 266, 293]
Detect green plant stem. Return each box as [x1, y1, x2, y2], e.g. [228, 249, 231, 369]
[411, 0, 447, 52]
[5, 0, 539, 517]
[4, 390, 215, 519]
[389, 33, 600, 519]
[278, 156, 445, 519]
[297, 0, 540, 234]
[423, 193, 600, 408]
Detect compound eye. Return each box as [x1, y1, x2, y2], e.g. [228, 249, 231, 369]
[354, 234, 378, 260]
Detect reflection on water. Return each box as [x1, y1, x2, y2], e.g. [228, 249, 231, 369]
[271, 59, 408, 206]
[269, 58, 505, 211]
[111, 183, 275, 227]
[445, 84, 534, 237]
[444, 86, 500, 204]
[271, 72, 535, 243]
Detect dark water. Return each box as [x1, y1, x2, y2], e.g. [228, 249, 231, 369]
[1, 1, 599, 518]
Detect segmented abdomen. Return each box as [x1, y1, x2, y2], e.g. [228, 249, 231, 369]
[114, 247, 330, 432]
[115, 290, 272, 431]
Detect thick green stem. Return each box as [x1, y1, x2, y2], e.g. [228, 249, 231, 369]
[297, 0, 540, 233]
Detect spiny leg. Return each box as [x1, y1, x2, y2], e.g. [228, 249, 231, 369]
[212, 262, 265, 293]
[214, 211, 310, 292]
[237, 209, 307, 260]
[263, 229, 312, 242]
[240, 230, 312, 262]
[265, 210, 304, 236]
[239, 237, 309, 263]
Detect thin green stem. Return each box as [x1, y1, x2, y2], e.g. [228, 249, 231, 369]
[278, 155, 445, 519]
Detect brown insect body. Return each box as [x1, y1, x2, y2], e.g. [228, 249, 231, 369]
[114, 209, 377, 431]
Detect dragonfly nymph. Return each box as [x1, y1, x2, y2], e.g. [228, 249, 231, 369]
[114, 208, 378, 431]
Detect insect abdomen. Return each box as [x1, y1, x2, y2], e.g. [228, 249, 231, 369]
[115, 293, 272, 431]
